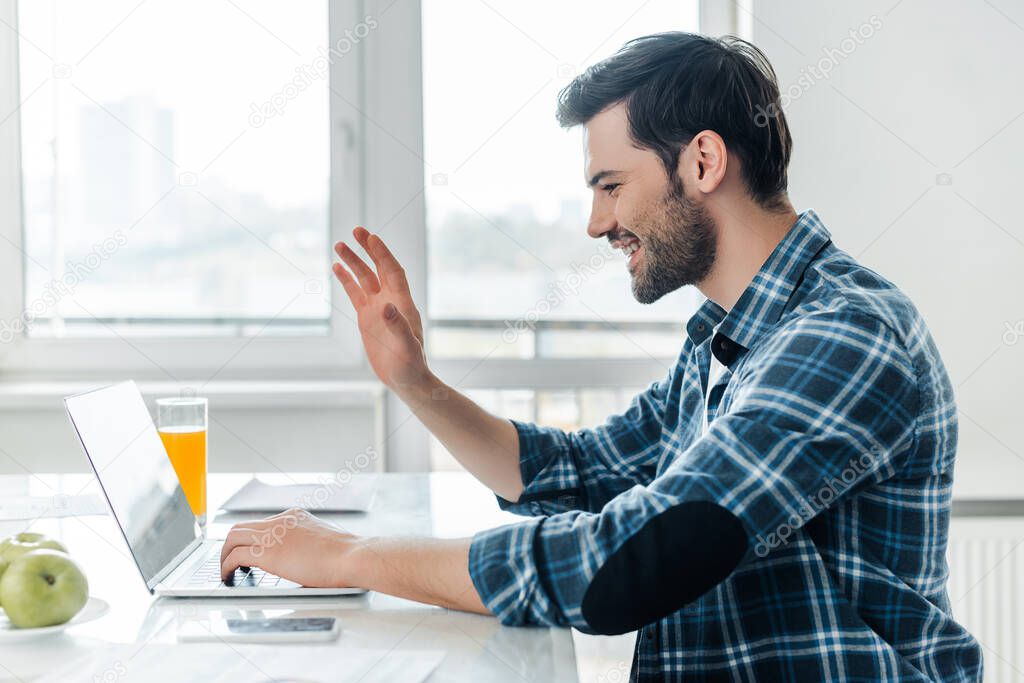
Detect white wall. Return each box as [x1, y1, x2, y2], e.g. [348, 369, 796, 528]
[748, 0, 1024, 498]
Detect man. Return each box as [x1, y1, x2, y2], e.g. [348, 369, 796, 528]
[222, 33, 982, 681]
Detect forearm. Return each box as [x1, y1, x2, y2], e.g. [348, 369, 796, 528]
[348, 536, 490, 615]
[395, 373, 524, 501]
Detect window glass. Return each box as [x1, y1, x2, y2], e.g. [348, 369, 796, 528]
[18, 0, 330, 337]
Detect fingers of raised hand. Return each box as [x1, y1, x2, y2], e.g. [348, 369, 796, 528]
[332, 261, 366, 307]
[366, 233, 410, 292]
[352, 228, 408, 291]
[335, 242, 380, 294]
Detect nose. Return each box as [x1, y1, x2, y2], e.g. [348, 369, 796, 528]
[586, 193, 617, 240]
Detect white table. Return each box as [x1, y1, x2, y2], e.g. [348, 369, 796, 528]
[0, 472, 578, 682]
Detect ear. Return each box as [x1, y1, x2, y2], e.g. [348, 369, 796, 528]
[676, 130, 727, 195]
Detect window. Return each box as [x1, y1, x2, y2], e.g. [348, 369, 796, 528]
[422, 0, 702, 361]
[418, 1, 702, 471]
[0, 0, 707, 468]
[17, 1, 329, 337]
[0, 1, 365, 375]
[430, 386, 644, 471]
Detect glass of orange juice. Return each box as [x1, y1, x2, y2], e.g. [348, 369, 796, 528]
[156, 397, 208, 536]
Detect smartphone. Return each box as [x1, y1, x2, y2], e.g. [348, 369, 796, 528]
[178, 616, 341, 643]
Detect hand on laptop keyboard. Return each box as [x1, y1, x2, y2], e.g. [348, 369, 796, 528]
[223, 565, 250, 586]
[189, 556, 284, 588]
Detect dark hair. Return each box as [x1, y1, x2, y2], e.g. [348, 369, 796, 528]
[557, 32, 792, 210]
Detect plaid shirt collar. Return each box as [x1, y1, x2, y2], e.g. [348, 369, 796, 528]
[685, 210, 833, 365]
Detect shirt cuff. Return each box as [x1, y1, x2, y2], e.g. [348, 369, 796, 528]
[468, 517, 558, 627]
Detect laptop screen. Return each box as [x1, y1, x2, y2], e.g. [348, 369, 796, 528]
[65, 381, 198, 588]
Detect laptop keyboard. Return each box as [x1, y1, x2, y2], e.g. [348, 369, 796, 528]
[187, 554, 284, 588]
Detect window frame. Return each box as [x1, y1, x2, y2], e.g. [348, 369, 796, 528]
[0, 0, 368, 380]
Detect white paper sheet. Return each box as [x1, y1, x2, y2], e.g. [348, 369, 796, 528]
[36, 644, 444, 683]
[220, 476, 376, 513]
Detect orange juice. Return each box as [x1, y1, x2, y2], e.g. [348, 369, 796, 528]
[159, 426, 207, 517]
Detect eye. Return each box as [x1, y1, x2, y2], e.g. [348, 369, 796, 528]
[600, 183, 621, 196]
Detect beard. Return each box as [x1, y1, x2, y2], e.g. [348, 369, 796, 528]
[629, 177, 717, 304]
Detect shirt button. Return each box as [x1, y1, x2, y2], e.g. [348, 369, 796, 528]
[696, 323, 706, 332]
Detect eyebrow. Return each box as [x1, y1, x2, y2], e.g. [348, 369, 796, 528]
[587, 170, 621, 188]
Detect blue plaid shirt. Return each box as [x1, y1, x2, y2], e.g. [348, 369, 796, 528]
[469, 210, 983, 681]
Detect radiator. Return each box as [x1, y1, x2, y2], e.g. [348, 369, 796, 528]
[947, 517, 1024, 683]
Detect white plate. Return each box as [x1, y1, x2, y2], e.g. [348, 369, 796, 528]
[0, 596, 109, 640]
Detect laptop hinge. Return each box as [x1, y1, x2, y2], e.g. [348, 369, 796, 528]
[148, 536, 206, 592]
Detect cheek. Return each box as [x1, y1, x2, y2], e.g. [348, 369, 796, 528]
[618, 181, 662, 233]
[614, 194, 637, 229]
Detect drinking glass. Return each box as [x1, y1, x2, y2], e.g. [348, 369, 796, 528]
[156, 397, 208, 536]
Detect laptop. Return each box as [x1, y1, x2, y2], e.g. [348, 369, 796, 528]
[64, 380, 363, 598]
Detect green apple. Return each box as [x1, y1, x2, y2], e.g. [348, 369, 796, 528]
[0, 533, 68, 579]
[0, 549, 88, 628]
[0, 533, 69, 607]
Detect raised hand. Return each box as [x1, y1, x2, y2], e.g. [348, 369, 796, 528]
[332, 227, 429, 392]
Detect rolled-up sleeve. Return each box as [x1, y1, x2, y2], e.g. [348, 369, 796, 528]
[470, 309, 920, 633]
[497, 375, 673, 517]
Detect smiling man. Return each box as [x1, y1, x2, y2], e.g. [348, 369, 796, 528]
[222, 33, 982, 681]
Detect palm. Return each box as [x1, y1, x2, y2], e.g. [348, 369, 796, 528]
[332, 228, 427, 389]
[356, 297, 424, 386]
